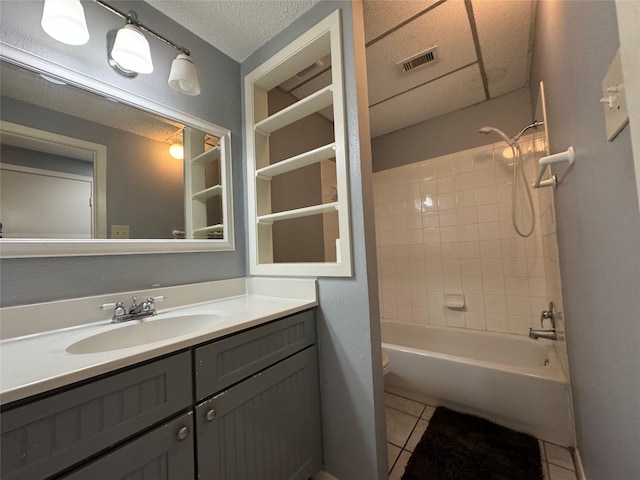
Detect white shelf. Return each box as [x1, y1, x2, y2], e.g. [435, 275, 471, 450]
[257, 202, 338, 225]
[193, 224, 224, 234]
[255, 85, 333, 135]
[192, 184, 222, 201]
[191, 146, 220, 166]
[256, 143, 336, 180]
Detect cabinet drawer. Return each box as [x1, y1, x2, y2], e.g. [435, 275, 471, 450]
[61, 411, 194, 480]
[195, 347, 321, 480]
[1, 352, 192, 480]
[195, 309, 315, 400]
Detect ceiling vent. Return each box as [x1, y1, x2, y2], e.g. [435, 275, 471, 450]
[397, 46, 439, 73]
[295, 59, 325, 79]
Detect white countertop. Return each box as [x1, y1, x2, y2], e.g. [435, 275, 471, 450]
[0, 277, 317, 405]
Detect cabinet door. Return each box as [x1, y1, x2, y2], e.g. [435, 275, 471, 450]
[195, 309, 315, 401]
[1, 352, 191, 480]
[61, 411, 194, 480]
[195, 347, 321, 480]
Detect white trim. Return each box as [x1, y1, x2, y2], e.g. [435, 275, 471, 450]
[0, 43, 234, 257]
[0, 163, 93, 183]
[244, 10, 352, 277]
[1, 120, 107, 239]
[615, 0, 640, 212]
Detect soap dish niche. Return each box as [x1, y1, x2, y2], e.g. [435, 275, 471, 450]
[444, 293, 465, 309]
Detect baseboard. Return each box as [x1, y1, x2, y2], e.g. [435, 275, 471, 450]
[574, 448, 587, 480]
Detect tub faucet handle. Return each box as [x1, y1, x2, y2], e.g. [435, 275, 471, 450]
[540, 301, 556, 329]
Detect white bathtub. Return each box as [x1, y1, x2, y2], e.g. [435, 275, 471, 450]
[381, 321, 573, 446]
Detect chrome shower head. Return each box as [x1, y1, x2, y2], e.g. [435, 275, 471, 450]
[478, 126, 514, 146]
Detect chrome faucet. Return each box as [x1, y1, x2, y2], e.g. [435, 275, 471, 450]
[100, 295, 165, 323]
[529, 301, 557, 340]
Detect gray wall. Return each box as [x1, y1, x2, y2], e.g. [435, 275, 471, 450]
[241, 2, 387, 477]
[0, 1, 244, 307]
[530, 1, 640, 478]
[1, 96, 184, 239]
[371, 87, 532, 171]
[1, 144, 94, 177]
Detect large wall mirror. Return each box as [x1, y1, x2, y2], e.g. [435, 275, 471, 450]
[0, 48, 233, 257]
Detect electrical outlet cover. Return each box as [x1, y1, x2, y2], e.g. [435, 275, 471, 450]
[602, 49, 629, 141]
[111, 224, 130, 239]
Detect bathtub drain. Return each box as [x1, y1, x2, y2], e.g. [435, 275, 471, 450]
[544, 359, 550, 366]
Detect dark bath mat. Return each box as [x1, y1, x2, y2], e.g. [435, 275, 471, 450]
[402, 407, 543, 480]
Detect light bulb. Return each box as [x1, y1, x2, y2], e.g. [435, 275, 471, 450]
[169, 144, 184, 160]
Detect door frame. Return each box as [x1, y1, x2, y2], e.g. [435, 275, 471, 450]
[0, 120, 107, 238]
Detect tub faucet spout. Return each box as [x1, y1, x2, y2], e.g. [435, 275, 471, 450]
[528, 328, 557, 340]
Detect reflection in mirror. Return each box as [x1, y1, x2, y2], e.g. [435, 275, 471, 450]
[0, 58, 232, 253]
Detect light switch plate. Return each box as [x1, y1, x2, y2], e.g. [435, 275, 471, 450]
[602, 49, 629, 141]
[111, 224, 130, 239]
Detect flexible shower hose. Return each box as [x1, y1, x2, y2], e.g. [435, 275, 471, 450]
[510, 143, 536, 238]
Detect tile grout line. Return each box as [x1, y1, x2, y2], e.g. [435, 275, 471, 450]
[388, 401, 428, 478]
[400, 404, 426, 451]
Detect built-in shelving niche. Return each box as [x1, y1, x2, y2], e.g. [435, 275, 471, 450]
[184, 128, 226, 239]
[244, 10, 352, 276]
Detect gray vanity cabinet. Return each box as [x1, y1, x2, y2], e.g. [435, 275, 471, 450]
[194, 309, 316, 400]
[0, 352, 192, 480]
[194, 309, 322, 479]
[61, 411, 195, 480]
[195, 347, 321, 480]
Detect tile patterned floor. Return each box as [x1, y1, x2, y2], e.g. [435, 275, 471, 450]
[384, 390, 578, 480]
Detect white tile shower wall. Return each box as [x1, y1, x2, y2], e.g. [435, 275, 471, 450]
[538, 172, 570, 379]
[374, 134, 558, 336]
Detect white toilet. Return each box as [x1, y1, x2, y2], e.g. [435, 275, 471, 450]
[382, 351, 390, 376]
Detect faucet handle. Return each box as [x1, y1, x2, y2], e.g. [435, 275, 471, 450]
[99, 301, 127, 320]
[145, 295, 165, 306]
[142, 295, 165, 314]
[100, 301, 125, 311]
[540, 301, 556, 328]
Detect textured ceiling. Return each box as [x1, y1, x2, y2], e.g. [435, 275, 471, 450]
[1, 1, 535, 142]
[152, 0, 536, 138]
[145, 0, 323, 62]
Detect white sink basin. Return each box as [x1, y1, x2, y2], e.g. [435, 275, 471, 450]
[66, 314, 223, 354]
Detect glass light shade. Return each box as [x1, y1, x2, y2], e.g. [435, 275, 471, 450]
[168, 54, 201, 96]
[169, 143, 184, 160]
[41, 0, 90, 45]
[111, 24, 153, 74]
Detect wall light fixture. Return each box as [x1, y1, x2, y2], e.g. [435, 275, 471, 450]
[110, 13, 153, 74]
[40, 0, 200, 95]
[41, 0, 90, 45]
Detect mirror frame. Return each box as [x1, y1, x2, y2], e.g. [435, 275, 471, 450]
[0, 43, 234, 257]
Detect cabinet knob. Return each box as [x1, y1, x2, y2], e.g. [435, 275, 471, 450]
[206, 409, 217, 421]
[177, 426, 189, 441]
